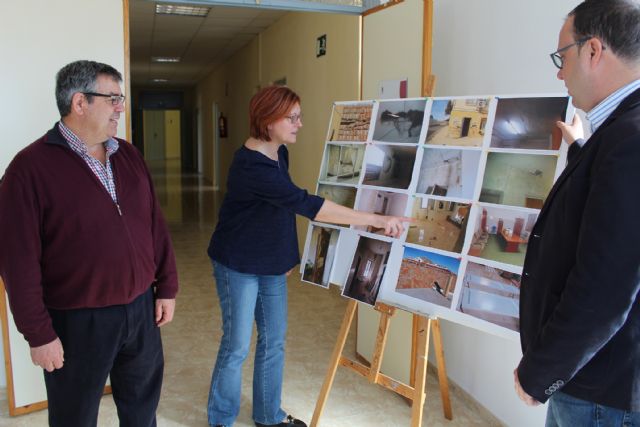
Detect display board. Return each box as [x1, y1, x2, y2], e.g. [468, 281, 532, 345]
[301, 95, 572, 341]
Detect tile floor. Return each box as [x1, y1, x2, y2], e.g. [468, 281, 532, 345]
[0, 164, 503, 426]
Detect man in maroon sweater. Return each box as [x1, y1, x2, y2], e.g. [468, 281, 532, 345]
[0, 60, 179, 426]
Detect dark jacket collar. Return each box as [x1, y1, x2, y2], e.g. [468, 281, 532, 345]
[43, 122, 69, 147]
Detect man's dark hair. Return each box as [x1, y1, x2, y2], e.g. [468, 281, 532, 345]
[569, 0, 640, 64]
[55, 60, 122, 117]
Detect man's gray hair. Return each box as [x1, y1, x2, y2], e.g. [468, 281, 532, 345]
[55, 60, 122, 117]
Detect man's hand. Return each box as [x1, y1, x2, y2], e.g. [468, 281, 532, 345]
[30, 338, 64, 372]
[514, 369, 541, 406]
[556, 114, 584, 145]
[155, 298, 176, 327]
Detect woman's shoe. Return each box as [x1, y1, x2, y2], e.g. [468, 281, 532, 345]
[255, 415, 307, 427]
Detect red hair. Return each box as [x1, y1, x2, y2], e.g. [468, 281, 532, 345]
[249, 86, 300, 141]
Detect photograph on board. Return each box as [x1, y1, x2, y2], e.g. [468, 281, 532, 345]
[456, 261, 521, 332]
[426, 98, 491, 147]
[319, 143, 366, 185]
[343, 236, 392, 306]
[353, 189, 409, 235]
[362, 144, 418, 190]
[479, 152, 558, 209]
[416, 148, 481, 199]
[469, 205, 538, 267]
[327, 103, 373, 142]
[406, 197, 470, 253]
[490, 96, 569, 150]
[302, 225, 341, 288]
[372, 99, 427, 144]
[395, 246, 461, 309]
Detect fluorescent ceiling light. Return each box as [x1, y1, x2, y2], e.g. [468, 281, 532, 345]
[152, 56, 180, 63]
[155, 4, 210, 17]
[151, 78, 169, 83]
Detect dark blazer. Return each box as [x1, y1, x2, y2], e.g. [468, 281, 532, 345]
[518, 88, 640, 411]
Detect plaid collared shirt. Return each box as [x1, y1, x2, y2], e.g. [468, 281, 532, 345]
[58, 121, 120, 205]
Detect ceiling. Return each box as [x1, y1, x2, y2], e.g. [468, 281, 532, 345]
[129, 1, 288, 87]
[129, 0, 378, 88]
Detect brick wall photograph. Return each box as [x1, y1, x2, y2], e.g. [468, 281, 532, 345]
[397, 257, 456, 294]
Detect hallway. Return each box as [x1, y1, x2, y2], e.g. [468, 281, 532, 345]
[0, 161, 503, 426]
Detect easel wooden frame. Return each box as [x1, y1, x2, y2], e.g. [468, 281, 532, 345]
[311, 300, 452, 427]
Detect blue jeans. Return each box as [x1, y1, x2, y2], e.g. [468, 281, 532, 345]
[546, 391, 640, 427]
[208, 261, 288, 426]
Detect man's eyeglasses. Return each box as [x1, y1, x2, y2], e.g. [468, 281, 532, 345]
[82, 92, 126, 106]
[284, 113, 302, 124]
[549, 36, 593, 69]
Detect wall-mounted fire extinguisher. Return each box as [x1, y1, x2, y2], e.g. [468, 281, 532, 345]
[218, 113, 228, 138]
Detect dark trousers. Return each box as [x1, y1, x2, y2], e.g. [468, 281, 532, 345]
[44, 288, 164, 427]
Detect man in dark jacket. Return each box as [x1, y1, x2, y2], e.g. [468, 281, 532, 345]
[0, 60, 179, 426]
[514, 1, 640, 425]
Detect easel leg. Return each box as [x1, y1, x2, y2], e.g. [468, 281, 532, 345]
[432, 319, 453, 420]
[310, 299, 358, 427]
[368, 303, 395, 382]
[410, 316, 431, 427]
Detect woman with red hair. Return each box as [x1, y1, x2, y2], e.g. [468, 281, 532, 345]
[207, 86, 408, 427]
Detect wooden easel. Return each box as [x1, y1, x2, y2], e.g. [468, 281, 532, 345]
[310, 300, 452, 427]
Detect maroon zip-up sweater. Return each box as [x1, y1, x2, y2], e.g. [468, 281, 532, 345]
[0, 124, 179, 347]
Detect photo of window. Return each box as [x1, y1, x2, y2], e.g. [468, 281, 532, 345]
[396, 246, 460, 308]
[343, 236, 392, 306]
[426, 98, 491, 147]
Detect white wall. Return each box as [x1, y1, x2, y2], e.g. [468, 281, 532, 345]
[431, 1, 581, 426]
[0, 0, 126, 393]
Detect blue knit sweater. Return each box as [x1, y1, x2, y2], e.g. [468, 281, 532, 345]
[208, 144, 324, 275]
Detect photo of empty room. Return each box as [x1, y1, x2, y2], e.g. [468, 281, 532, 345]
[416, 148, 481, 199]
[406, 197, 470, 253]
[343, 237, 392, 306]
[372, 99, 427, 144]
[302, 225, 341, 288]
[479, 152, 558, 208]
[353, 189, 408, 234]
[317, 184, 357, 210]
[327, 103, 373, 142]
[456, 262, 521, 332]
[469, 205, 538, 267]
[490, 96, 569, 150]
[426, 98, 490, 147]
[362, 144, 417, 190]
[319, 144, 366, 185]
[396, 246, 460, 308]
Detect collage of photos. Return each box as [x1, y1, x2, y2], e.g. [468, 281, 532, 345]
[302, 94, 570, 336]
